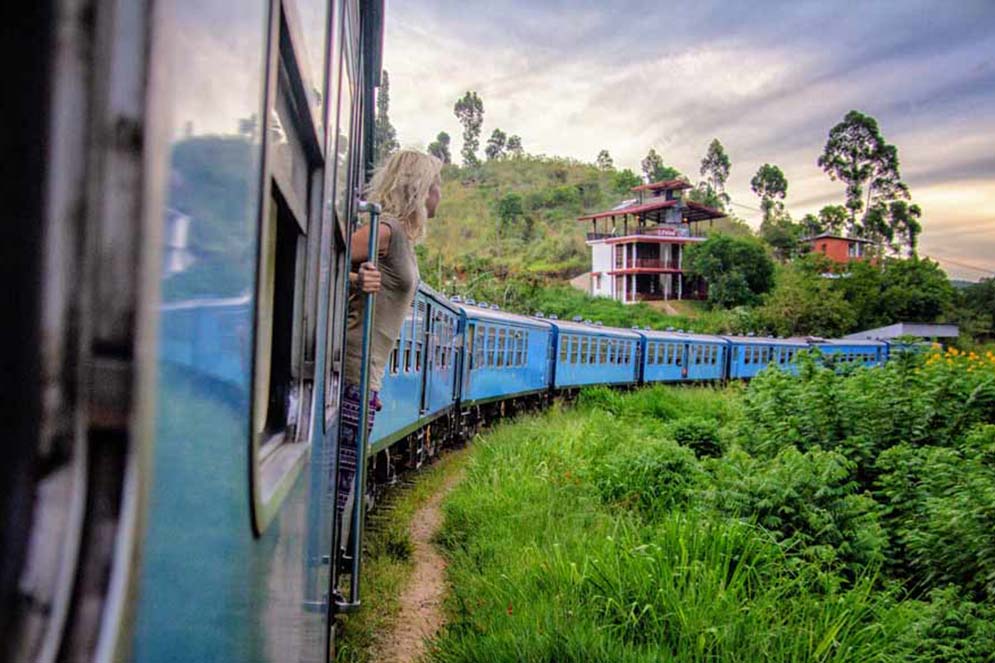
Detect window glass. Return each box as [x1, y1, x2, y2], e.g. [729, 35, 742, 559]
[560, 336, 568, 362]
[486, 327, 496, 367]
[497, 329, 506, 367]
[580, 337, 588, 364]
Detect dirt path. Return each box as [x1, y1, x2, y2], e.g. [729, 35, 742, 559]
[373, 470, 463, 662]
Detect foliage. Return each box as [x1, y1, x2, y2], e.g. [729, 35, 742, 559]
[817, 110, 909, 228]
[453, 91, 484, 167]
[427, 131, 452, 164]
[953, 277, 995, 341]
[698, 138, 731, 208]
[595, 149, 613, 171]
[373, 70, 399, 164]
[640, 148, 682, 183]
[506, 135, 524, 158]
[750, 163, 788, 222]
[877, 257, 954, 323]
[485, 128, 507, 160]
[684, 235, 775, 308]
[430, 381, 982, 662]
[819, 205, 849, 234]
[612, 168, 641, 194]
[759, 213, 803, 262]
[754, 258, 856, 336]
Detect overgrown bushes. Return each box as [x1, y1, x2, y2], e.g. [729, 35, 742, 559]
[430, 347, 995, 661]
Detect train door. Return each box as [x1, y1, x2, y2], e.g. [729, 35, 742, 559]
[463, 322, 475, 396]
[1, 3, 162, 661]
[418, 299, 430, 415]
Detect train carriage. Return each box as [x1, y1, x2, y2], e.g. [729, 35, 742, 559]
[456, 302, 554, 405]
[724, 336, 810, 379]
[641, 331, 729, 383]
[370, 285, 459, 455]
[551, 320, 641, 389]
[812, 338, 888, 369]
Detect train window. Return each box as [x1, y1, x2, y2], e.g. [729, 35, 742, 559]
[497, 329, 506, 367]
[519, 332, 527, 366]
[475, 328, 485, 368]
[580, 337, 589, 364]
[623, 341, 630, 364]
[486, 327, 496, 367]
[389, 339, 400, 375]
[647, 342, 655, 365]
[560, 337, 568, 362]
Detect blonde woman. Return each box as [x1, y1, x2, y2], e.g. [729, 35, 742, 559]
[336, 149, 443, 534]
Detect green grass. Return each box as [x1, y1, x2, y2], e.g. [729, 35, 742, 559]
[428, 380, 995, 662]
[334, 447, 469, 662]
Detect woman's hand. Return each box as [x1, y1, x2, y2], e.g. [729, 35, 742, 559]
[354, 262, 381, 293]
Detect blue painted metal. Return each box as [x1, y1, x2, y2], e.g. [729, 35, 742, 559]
[812, 338, 888, 369]
[723, 336, 810, 379]
[458, 303, 554, 403]
[549, 320, 641, 388]
[641, 331, 730, 383]
[369, 285, 460, 450]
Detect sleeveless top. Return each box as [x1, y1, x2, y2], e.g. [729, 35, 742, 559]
[343, 216, 419, 391]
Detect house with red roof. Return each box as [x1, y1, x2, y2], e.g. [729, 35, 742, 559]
[578, 179, 725, 303]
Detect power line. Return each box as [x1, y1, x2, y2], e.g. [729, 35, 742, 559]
[923, 253, 995, 276]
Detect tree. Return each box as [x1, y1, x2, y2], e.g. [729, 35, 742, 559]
[870, 200, 923, 257]
[755, 258, 856, 337]
[613, 168, 641, 194]
[759, 213, 802, 262]
[427, 131, 451, 164]
[374, 70, 399, 163]
[750, 163, 788, 222]
[641, 148, 682, 183]
[596, 149, 614, 171]
[453, 91, 484, 166]
[506, 135, 524, 158]
[800, 213, 824, 237]
[818, 205, 848, 235]
[817, 110, 908, 226]
[878, 258, 953, 323]
[699, 139, 731, 205]
[485, 128, 507, 160]
[684, 235, 775, 308]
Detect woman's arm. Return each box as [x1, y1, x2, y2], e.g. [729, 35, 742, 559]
[349, 223, 391, 293]
[350, 223, 393, 265]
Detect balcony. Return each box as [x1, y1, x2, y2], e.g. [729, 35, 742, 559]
[613, 258, 680, 271]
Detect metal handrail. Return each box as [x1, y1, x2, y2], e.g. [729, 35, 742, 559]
[335, 200, 381, 613]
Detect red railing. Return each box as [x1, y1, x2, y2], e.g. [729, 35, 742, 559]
[631, 258, 678, 269]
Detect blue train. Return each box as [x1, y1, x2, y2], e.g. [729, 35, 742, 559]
[3, 1, 906, 661]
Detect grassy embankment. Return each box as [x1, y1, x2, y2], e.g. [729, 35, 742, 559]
[429, 347, 995, 662]
[334, 448, 469, 663]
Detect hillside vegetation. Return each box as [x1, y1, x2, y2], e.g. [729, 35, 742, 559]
[429, 348, 995, 661]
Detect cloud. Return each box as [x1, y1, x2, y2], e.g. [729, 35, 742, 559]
[383, 0, 995, 280]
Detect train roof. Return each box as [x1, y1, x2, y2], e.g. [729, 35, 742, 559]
[546, 319, 643, 339]
[643, 329, 729, 344]
[721, 335, 809, 347]
[812, 338, 887, 347]
[418, 282, 458, 310]
[454, 301, 553, 330]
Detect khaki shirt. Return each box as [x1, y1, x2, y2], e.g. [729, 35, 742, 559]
[343, 216, 419, 390]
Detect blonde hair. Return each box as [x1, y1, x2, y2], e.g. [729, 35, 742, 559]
[367, 149, 443, 243]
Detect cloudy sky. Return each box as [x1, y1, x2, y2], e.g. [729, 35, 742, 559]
[382, 0, 995, 281]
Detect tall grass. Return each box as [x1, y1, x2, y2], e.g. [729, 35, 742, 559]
[430, 389, 922, 662]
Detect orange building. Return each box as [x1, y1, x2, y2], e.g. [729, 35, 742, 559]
[800, 233, 874, 264]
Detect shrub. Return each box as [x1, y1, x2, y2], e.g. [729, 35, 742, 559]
[668, 417, 723, 458]
[587, 438, 704, 518]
